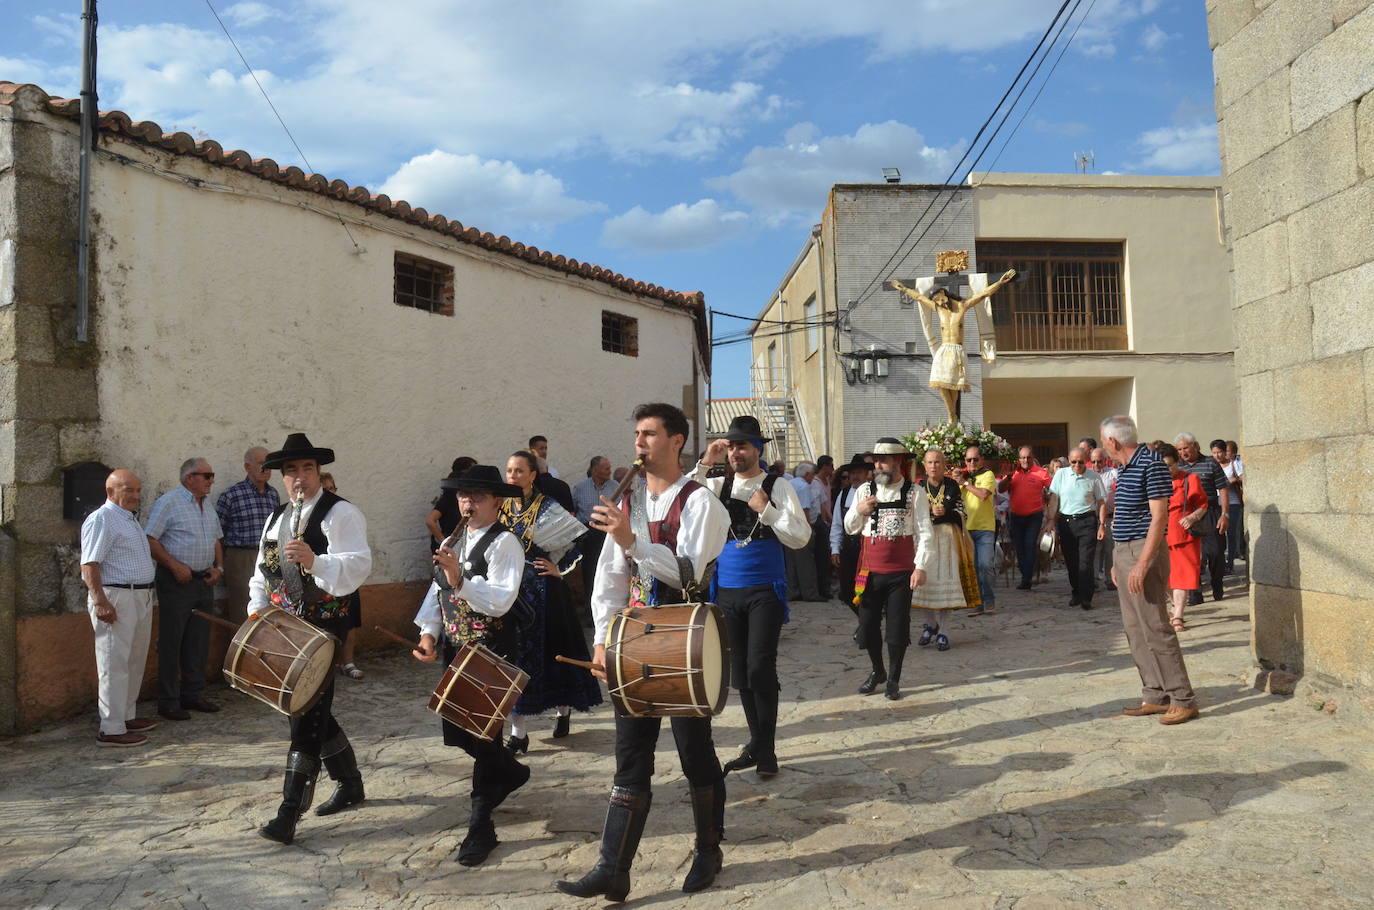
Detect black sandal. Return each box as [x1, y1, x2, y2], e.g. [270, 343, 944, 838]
[917, 624, 937, 647]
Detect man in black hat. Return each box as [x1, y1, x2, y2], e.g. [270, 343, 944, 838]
[831, 454, 873, 612]
[690, 415, 811, 779]
[247, 433, 372, 845]
[413, 465, 531, 866]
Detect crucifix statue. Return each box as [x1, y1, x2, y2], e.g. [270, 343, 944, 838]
[889, 250, 1016, 423]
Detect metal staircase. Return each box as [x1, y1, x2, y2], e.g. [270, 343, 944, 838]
[749, 366, 814, 469]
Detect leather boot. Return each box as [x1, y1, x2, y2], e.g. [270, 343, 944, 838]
[682, 780, 725, 893]
[259, 751, 320, 845]
[457, 797, 499, 866]
[315, 731, 365, 816]
[555, 786, 652, 902]
[885, 649, 905, 701]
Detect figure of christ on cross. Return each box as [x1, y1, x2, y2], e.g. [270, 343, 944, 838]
[890, 268, 1016, 422]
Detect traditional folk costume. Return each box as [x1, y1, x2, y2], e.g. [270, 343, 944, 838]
[500, 490, 601, 750]
[415, 466, 531, 866]
[690, 415, 812, 778]
[248, 434, 372, 845]
[843, 438, 932, 700]
[556, 472, 730, 901]
[830, 455, 871, 614]
[912, 475, 981, 651]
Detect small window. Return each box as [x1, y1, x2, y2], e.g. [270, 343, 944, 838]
[602, 311, 639, 356]
[804, 295, 819, 355]
[394, 251, 454, 316]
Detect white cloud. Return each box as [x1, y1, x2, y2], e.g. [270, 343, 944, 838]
[601, 199, 749, 253]
[378, 151, 604, 234]
[1136, 123, 1220, 172]
[224, 2, 279, 27]
[709, 121, 961, 223]
[1081, 41, 1117, 58]
[1140, 23, 1174, 52]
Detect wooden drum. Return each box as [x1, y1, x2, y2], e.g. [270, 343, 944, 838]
[223, 608, 339, 716]
[429, 643, 529, 742]
[605, 602, 730, 718]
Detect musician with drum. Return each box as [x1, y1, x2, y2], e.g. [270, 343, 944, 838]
[247, 433, 372, 845]
[412, 464, 532, 867]
[555, 402, 730, 902]
[691, 414, 812, 780]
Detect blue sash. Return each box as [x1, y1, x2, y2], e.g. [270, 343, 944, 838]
[710, 536, 790, 622]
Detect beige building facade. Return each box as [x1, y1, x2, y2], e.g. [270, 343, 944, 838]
[1208, 0, 1374, 695]
[0, 82, 708, 732]
[750, 174, 1237, 464]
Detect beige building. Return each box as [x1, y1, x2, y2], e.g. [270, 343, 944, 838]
[749, 174, 1237, 463]
[0, 82, 708, 732]
[1208, 1, 1374, 696]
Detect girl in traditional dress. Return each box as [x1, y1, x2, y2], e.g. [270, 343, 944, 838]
[501, 451, 602, 752]
[913, 449, 981, 651]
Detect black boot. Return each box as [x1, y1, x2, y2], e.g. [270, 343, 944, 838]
[315, 731, 365, 816]
[682, 780, 725, 893]
[885, 649, 905, 701]
[724, 690, 759, 773]
[259, 751, 320, 845]
[555, 786, 652, 902]
[753, 682, 780, 777]
[457, 797, 499, 866]
[858, 668, 887, 695]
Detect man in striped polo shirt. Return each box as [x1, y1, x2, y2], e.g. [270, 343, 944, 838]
[1100, 415, 1198, 726]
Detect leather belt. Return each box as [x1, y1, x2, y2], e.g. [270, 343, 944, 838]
[107, 582, 155, 590]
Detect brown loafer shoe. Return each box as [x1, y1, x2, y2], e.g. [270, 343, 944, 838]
[1122, 702, 1170, 717]
[1158, 705, 1200, 725]
[97, 731, 148, 747]
[126, 717, 159, 732]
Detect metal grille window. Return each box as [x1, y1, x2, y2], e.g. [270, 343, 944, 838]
[602, 311, 639, 356]
[977, 241, 1126, 352]
[394, 252, 454, 316]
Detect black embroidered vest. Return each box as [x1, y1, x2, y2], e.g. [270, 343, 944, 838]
[439, 523, 517, 662]
[719, 473, 780, 543]
[260, 489, 357, 624]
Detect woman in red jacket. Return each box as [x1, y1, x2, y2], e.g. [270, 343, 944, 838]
[1157, 443, 1209, 632]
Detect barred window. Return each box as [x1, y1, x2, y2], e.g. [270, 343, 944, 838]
[976, 240, 1126, 352]
[602, 311, 639, 356]
[394, 252, 454, 316]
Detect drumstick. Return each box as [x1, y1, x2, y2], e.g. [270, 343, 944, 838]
[373, 625, 418, 649]
[191, 609, 238, 632]
[555, 654, 601, 672]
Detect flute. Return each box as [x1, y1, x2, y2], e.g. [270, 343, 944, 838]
[434, 515, 470, 590]
[606, 458, 644, 507]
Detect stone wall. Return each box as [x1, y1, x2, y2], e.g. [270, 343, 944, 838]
[1208, 0, 1374, 691]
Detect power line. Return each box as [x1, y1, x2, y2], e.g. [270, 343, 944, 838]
[844, 0, 1076, 312]
[203, 0, 362, 252]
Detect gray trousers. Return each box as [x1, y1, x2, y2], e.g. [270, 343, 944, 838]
[1113, 538, 1196, 708]
[784, 542, 821, 602]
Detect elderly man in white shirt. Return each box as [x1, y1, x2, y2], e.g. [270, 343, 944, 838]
[784, 460, 822, 601]
[691, 415, 811, 779]
[81, 469, 160, 747]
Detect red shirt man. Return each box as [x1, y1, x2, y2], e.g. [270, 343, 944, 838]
[1000, 447, 1051, 589]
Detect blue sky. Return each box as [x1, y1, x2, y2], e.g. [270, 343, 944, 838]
[3, 1, 1220, 397]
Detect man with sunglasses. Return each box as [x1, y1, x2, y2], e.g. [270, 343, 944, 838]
[953, 446, 998, 616]
[145, 457, 224, 721]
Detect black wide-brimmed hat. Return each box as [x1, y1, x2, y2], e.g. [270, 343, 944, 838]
[718, 414, 772, 444]
[263, 433, 335, 470]
[844, 453, 872, 472]
[865, 437, 912, 457]
[440, 464, 522, 498]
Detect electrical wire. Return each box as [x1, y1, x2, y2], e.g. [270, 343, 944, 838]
[844, 0, 1077, 312]
[203, 0, 363, 252]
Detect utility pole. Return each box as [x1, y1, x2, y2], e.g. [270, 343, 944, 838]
[76, 0, 98, 342]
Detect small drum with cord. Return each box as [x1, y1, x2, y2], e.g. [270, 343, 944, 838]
[223, 608, 339, 716]
[604, 602, 730, 718]
[429, 642, 529, 742]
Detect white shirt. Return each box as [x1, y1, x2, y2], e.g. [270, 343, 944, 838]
[810, 476, 833, 522]
[688, 464, 812, 550]
[830, 486, 862, 554]
[590, 475, 729, 644]
[842, 479, 933, 572]
[790, 475, 816, 521]
[414, 523, 525, 639]
[247, 488, 372, 614]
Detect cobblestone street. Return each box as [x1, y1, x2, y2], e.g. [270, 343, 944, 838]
[5, 573, 1373, 909]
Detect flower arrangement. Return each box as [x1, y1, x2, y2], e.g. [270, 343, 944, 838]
[900, 422, 1016, 467]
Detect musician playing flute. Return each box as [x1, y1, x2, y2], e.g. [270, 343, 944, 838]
[690, 415, 811, 779]
[555, 402, 730, 902]
[248, 433, 372, 845]
[413, 465, 531, 866]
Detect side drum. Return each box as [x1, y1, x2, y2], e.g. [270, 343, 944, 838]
[429, 642, 530, 742]
[223, 608, 339, 716]
[605, 602, 730, 718]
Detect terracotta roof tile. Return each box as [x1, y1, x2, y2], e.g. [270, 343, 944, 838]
[0, 81, 708, 354]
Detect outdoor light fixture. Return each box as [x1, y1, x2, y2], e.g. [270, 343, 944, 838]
[882, 168, 901, 183]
